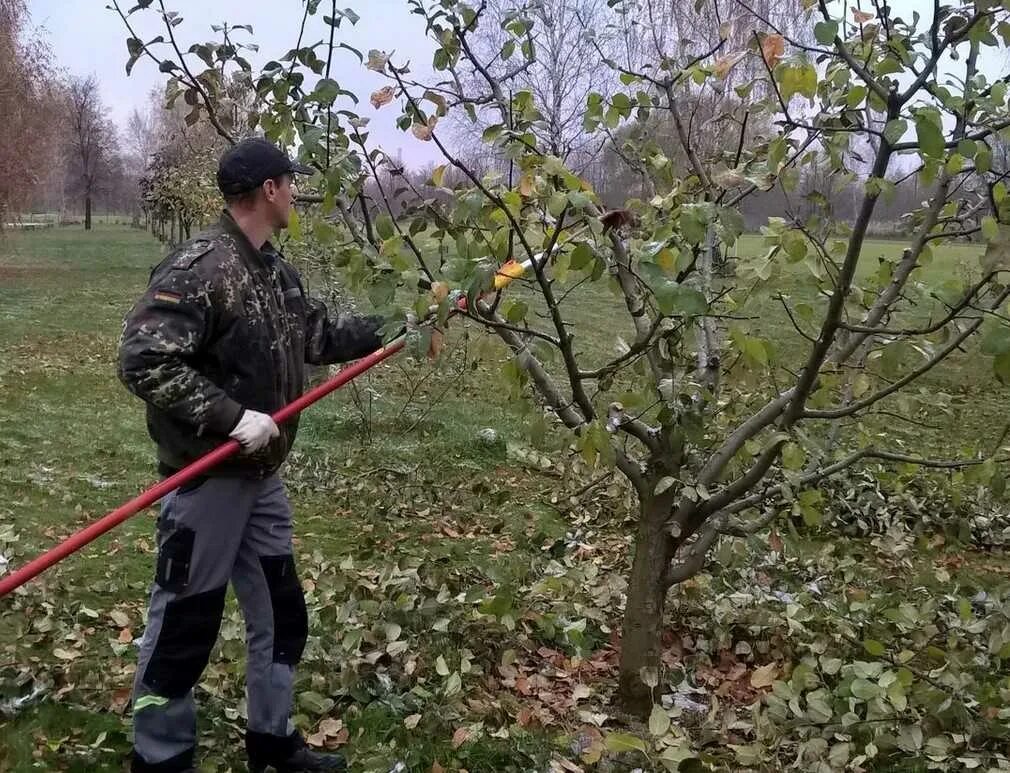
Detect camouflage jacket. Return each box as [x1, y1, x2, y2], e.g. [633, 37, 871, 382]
[119, 210, 384, 478]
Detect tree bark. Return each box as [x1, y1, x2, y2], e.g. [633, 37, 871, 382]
[617, 496, 675, 717]
[84, 195, 92, 231]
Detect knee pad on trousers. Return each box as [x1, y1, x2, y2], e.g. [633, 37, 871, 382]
[143, 585, 227, 698]
[260, 555, 308, 665]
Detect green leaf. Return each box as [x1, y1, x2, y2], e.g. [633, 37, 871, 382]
[435, 655, 450, 676]
[863, 639, 886, 656]
[883, 119, 908, 145]
[781, 230, 808, 262]
[375, 214, 395, 240]
[777, 62, 818, 101]
[915, 113, 945, 159]
[605, 733, 648, 754]
[298, 691, 335, 715]
[655, 283, 708, 316]
[981, 325, 1010, 356]
[482, 124, 504, 143]
[547, 191, 567, 217]
[995, 352, 1010, 384]
[814, 20, 839, 44]
[569, 242, 594, 270]
[313, 77, 340, 104]
[444, 671, 462, 697]
[649, 705, 671, 736]
[850, 678, 878, 700]
[287, 207, 302, 240]
[505, 300, 528, 322]
[983, 216, 1000, 242]
[782, 443, 805, 470]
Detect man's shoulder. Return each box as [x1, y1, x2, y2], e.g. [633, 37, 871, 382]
[157, 226, 239, 275]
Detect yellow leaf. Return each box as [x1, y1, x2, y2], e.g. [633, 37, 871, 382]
[370, 86, 395, 109]
[430, 164, 447, 188]
[519, 173, 534, 197]
[750, 662, 780, 688]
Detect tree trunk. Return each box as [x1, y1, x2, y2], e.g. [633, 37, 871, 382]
[617, 498, 675, 717]
[84, 195, 92, 231]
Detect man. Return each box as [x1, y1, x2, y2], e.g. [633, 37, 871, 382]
[119, 138, 401, 772]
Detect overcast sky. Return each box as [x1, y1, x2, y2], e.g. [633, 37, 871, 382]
[28, 0, 445, 166]
[24, 1, 1010, 170]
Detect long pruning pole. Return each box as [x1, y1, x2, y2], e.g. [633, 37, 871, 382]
[0, 336, 407, 599]
[0, 219, 593, 599]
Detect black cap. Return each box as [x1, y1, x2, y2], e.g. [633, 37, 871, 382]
[216, 138, 314, 195]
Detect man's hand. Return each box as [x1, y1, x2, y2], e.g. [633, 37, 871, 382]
[229, 409, 279, 453]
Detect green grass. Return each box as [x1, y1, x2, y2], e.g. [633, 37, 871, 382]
[1, 225, 1008, 772]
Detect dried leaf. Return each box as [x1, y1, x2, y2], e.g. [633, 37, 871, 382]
[451, 726, 470, 749]
[370, 86, 395, 109]
[519, 173, 534, 197]
[760, 34, 785, 68]
[366, 49, 389, 72]
[852, 8, 873, 23]
[769, 530, 783, 553]
[118, 627, 133, 643]
[714, 51, 746, 79]
[404, 713, 422, 729]
[750, 662, 779, 688]
[412, 116, 438, 141]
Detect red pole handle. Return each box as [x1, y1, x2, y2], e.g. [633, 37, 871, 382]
[0, 336, 407, 599]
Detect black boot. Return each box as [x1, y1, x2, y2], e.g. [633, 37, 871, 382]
[246, 730, 346, 772]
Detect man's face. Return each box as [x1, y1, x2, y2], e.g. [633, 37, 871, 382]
[263, 173, 296, 230]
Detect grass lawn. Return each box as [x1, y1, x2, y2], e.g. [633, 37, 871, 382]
[1, 224, 1009, 772]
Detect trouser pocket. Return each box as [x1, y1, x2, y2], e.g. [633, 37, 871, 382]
[156, 528, 195, 593]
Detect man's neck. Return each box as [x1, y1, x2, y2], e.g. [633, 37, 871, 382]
[227, 207, 273, 251]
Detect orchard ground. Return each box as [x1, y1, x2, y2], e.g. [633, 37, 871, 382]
[1, 224, 1009, 772]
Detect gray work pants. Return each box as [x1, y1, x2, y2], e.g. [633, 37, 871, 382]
[130, 475, 308, 772]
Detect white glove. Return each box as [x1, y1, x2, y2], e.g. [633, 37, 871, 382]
[229, 409, 279, 453]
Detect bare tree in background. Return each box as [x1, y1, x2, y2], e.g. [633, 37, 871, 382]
[64, 75, 122, 230]
[450, 0, 618, 173]
[0, 0, 60, 225]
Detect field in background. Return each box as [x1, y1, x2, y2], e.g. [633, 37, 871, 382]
[1, 225, 1008, 772]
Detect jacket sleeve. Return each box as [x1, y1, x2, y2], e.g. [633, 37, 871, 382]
[118, 266, 244, 435]
[303, 295, 386, 365]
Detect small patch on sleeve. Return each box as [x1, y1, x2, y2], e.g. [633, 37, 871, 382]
[153, 290, 183, 304]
